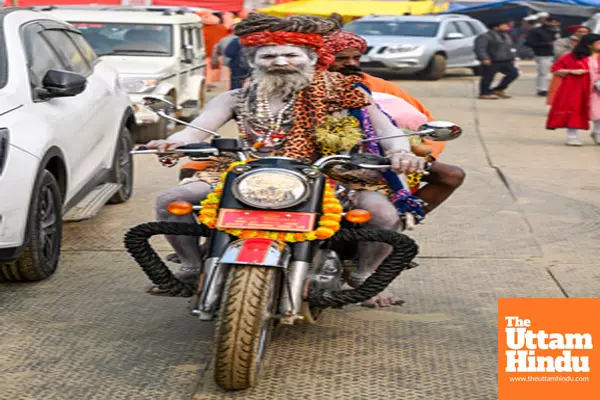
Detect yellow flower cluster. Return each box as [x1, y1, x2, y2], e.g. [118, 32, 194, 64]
[198, 162, 343, 242]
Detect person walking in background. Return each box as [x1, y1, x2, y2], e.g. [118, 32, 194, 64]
[211, 30, 236, 89]
[474, 21, 519, 100]
[224, 36, 250, 90]
[546, 34, 600, 146]
[526, 16, 561, 96]
[554, 25, 591, 58]
[547, 25, 591, 105]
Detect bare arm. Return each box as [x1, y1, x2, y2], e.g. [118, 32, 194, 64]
[363, 91, 424, 174]
[147, 90, 238, 151]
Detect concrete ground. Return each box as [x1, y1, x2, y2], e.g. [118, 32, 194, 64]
[1, 67, 599, 400]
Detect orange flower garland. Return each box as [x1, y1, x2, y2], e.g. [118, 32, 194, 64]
[198, 163, 343, 242]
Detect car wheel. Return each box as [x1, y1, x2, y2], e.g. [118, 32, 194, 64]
[0, 170, 63, 282]
[108, 126, 134, 204]
[420, 54, 446, 81]
[134, 95, 176, 142]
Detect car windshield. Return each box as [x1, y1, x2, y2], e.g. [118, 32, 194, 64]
[345, 21, 440, 37]
[69, 22, 173, 56]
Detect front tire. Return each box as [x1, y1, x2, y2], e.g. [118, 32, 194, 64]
[420, 54, 446, 81]
[0, 170, 63, 281]
[214, 266, 279, 390]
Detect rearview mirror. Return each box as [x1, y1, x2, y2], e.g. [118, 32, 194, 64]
[445, 32, 465, 40]
[418, 121, 462, 141]
[142, 95, 179, 113]
[40, 69, 87, 98]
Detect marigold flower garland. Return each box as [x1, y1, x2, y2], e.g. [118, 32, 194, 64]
[198, 162, 343, 242]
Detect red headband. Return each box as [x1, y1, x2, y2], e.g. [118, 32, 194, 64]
[239, 31, 335, 69]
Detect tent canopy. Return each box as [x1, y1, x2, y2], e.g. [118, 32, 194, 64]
[259, 0, 449, 22]
[441, 0, 600, 26]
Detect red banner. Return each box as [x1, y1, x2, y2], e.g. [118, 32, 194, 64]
[6, 0, 243, 11]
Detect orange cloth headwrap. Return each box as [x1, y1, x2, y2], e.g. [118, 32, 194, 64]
[239, 31, 335, 69]
[323, 31, 368, 54]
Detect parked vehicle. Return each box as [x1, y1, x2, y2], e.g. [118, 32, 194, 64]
[344, 14, 488, 80]
[124, 96, 462, 390]
[584, 13, 600, 33]
[40, 6, 207, 142]
[0, 8, 135, 281]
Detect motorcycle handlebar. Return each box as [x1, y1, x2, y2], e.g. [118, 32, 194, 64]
[130, 145, 431, 173]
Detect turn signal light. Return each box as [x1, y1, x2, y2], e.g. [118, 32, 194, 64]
[345, 209, 371, 224]
[167, 201, 193, 216]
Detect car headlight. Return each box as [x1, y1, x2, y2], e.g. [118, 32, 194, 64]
[386, 44, 421, 54]
[119, 78, 159, 94]
[232, 169, 310, 209]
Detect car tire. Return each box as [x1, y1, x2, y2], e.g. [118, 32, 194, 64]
[108, 125, 134, 204]
[0, 170, 63, 282]
[134, 95, 176, 142]
[420, 54, 446, 81]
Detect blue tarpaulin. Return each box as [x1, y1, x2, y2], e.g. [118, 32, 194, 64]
[443, 0, 600, 26]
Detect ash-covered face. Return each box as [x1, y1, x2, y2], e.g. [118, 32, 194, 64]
[250, 45, 316, 73]
[249, 45, 317, 98]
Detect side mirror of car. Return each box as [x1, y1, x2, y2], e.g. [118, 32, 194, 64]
[445, 32, 466, 40]
[39, 69, 87, 99]
[181, 44, 194, 64]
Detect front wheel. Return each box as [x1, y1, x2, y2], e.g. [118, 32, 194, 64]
[214, 266, 280, 390]
[0, 170, 63, 281]
[420, 54, 446, 81]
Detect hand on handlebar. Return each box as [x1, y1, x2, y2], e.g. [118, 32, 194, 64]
[389, 151, 426, 175]
[145, 139, 186, 157]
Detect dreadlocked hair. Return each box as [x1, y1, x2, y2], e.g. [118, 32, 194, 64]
[234, 12, 341, 37]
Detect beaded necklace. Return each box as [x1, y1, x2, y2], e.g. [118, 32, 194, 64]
[236, 85, 296, 155]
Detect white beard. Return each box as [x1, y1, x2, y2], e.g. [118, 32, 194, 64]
[251, 64, 315, 99]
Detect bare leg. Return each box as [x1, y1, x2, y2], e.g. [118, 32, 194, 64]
[351, 191, 403, 307]
[416, 161, 465, 214]
[147, 181, 212, 294]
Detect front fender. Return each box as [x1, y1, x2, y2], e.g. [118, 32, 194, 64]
[220, 238, 291, 267]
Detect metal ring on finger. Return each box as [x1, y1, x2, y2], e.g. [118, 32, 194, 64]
[159, 155, 179, 168]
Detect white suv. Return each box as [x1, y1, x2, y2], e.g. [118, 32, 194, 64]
[42, 7, 207, 142]
[0, 8, 135, 281]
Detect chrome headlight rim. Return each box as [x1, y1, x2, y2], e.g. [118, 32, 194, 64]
[231, 168, 311, 210]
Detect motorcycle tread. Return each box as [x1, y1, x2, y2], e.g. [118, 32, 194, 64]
[214, 266, 276, 390]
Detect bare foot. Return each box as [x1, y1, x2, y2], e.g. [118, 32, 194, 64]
[145, 269, 201, 296]
[360, 290, 405, 308]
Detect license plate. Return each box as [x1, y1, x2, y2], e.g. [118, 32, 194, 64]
[216, 209, 316, 232]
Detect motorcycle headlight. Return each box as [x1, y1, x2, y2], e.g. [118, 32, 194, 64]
[232, 169, 310, 209]
[119, 78, 159, 94]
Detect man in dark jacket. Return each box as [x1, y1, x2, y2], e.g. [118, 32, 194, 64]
[475, 21, 519, 99]
[525, 16, 561, 96]
[224, 37, 250, 89]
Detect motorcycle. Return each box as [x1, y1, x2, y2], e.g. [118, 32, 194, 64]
[124, 96, 462, 390]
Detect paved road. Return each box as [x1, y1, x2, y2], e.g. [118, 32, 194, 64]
[1, 70, 598, 400]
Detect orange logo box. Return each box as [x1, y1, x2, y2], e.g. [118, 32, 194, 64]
[498, 298, 600, 400]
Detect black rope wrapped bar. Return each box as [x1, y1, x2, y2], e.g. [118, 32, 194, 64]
[307, 228, 418, 308]
[123, 222, 210, 297]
